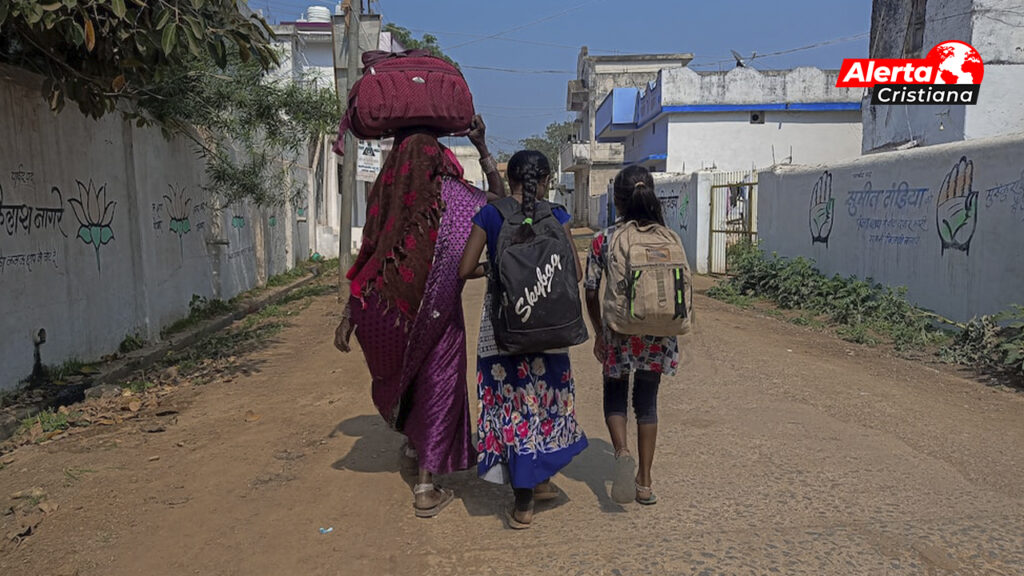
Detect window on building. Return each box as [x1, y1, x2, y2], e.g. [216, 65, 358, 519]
[903, 0, 927, 58]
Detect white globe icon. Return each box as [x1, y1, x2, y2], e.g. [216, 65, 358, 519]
[930, 41, 984, 85]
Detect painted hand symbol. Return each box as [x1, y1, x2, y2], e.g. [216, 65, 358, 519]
[936, 156, 978, 255]
[809, 171, 834, 245]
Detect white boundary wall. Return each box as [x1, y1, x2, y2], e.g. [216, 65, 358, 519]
[0, 67, 305, 390]
[758, 132, 1024, 322]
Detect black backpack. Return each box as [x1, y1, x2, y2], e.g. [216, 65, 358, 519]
[489, 197, 589, 354]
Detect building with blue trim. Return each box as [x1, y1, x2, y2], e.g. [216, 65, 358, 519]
[595, 66, 863, 176]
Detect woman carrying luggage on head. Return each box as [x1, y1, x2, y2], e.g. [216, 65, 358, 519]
[584, 165, 683, 506]
[334, 116, 506, 518]
[458, 150, 588, 529]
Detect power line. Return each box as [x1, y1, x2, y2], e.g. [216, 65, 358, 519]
[689, 32, 869, 68]
[461, 64, 574, 75]
[477, 104, 568, 111]
[402, 27, 624, 54]
[446, 0, 607, 50]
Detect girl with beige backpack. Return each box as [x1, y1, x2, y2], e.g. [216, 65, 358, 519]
[584, 165, 692, 506]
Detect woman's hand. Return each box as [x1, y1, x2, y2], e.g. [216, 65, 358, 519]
[468, 115, 488, 152]
[593, 338, 606, 364]
[334, 302, 355, 353]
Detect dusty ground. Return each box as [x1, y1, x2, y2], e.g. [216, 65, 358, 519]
[1, 276, 1022, 576]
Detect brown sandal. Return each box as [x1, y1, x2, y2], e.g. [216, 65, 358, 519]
[533, 481, 560, 502]
[413, 484, 454, 518]
[505, 505, 532, 530]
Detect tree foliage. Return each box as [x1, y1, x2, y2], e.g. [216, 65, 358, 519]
[0, 0, 278, 119]
[383, 23, 457, 67]
[0, 1, 340, 207]
[520, 120, 576, 168]
[140, 54, 341, 206]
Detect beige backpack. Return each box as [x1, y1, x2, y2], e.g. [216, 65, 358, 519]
[602, 221, 693, 336]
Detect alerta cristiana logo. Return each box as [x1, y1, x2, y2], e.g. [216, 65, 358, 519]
[837, 41, 984, 105]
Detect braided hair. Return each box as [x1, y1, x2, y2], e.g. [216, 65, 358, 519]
[613, 165, 663, 226]
[507, 150, 552, 244]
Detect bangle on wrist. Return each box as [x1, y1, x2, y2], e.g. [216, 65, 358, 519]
[480, 155, 498, 174]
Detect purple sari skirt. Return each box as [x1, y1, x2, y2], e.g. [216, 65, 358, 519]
[350, 178, 484, 476]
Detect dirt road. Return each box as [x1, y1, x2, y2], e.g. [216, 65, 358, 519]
[1, 277, 1022, 575]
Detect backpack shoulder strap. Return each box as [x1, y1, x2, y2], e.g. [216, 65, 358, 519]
[532, 199, 555, 222]
[492, 197, 521, 223]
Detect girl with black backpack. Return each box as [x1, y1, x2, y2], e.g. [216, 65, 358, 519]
[584, 165, 683, 506]
[459, 150, 588, 529]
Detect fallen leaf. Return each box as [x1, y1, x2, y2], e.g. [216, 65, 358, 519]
[10, 487, 46, 500]
[164, 496, 190, 507]
[128, 401, 142, 413]
[142, 425, 166, 434]
[244, 410, 260, 423]
[37, 501, 59, 515]
[1, 456, 15, 466]
[148, 456, 160, 462]
[58, 406, 70, 415]
[96, 419, 115, 426]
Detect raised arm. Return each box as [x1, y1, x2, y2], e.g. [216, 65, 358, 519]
[468, 115, 507, 201]
[459, 224, 490, 280]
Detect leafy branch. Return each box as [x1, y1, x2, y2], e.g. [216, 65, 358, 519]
[0, 0, 279, 118]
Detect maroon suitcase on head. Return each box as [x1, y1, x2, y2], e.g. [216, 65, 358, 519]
[334, 50, 474, 151]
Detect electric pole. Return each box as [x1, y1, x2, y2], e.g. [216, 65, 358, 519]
[339, 2, 361, 301]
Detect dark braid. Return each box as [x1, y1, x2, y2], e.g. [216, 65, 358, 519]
[507, 150, 552, 244]
[613, 165, 663, 226]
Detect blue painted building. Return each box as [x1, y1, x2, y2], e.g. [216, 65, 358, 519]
[595, 66, 864, 175]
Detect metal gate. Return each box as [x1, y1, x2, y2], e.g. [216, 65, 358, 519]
[709, 176, 757, 275]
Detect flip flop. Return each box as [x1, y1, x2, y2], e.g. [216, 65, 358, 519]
[635, 482, 658, 506]
[505, 506, 532, 530]
[611, 452, 637, 504]
[413, 485, 455, 518]
[533, 481, 560, 502]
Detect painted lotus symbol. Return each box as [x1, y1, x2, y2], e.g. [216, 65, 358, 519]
[231, 215, 245, 229]
[164, 185, 191, 257]
[68, 179, 115, 272]
[678, 194, 690, 231]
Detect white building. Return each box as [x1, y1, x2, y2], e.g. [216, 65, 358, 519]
[863, 0, 1024, 152]
[596, 67, 863, 174]
[273, 5, 402, 259]
[560, 49, 693, 224]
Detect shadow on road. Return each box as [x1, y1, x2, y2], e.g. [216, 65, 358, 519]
[329, 414, 403, 475]
[329, 414, 626, 519]
[559, 437, 628, 514]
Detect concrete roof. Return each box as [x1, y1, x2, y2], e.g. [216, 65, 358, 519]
[588, 53, 695, 66]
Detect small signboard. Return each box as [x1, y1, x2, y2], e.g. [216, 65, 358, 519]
[356, 141, 382, 182]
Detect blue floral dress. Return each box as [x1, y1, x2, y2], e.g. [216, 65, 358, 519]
[473, 203, 588, 489]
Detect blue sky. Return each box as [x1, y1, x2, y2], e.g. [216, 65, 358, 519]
[259, 0, 871, 154]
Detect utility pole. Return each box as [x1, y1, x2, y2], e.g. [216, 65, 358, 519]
[339, 2, 361, 301]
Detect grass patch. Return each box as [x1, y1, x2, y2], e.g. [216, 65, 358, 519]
[710, 242, 948, 351]
[266, 266, 309, 288]
[122, 379, 156, 394]
[709, 242, 1022, 386]
[119, 333, 146, 354]
[21, 409, 71, 434]
[161, 295, 237, 338]
[706, 282, 753, 308]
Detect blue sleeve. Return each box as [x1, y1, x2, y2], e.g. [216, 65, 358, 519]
[473, 204, 503, 263]
[552, 206, 571, 226]
[472, 204, 499, 232]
